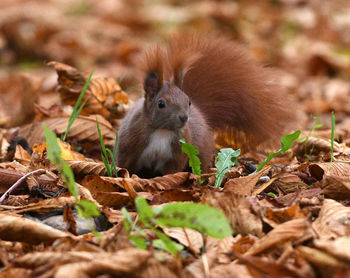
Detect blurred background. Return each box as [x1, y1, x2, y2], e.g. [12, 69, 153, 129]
[1, 0, 350, 135]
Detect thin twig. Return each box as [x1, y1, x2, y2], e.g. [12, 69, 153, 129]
[0, 169, 46, 204]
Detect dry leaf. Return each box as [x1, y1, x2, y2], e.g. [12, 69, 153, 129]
[246, 218, 314, 256]
[312, 199, 350, 239]
[19, 114, 116, 148]
[204, 191, 263, 237]
[0, 214, 73, 244]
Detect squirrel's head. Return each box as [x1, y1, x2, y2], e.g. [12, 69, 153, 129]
[143, 71, 191, 131]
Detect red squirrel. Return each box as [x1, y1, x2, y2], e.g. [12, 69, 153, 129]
[116, 34, 293, 178]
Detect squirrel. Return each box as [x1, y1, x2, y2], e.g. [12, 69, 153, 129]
[116, 33, 294, 178]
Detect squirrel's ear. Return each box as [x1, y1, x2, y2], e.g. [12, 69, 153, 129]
[144, 71, 162, 99]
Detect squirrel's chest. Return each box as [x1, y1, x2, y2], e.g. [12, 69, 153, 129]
[138, 129, 175, 172]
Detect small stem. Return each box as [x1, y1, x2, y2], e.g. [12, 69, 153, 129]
[0, 169, 46, 204]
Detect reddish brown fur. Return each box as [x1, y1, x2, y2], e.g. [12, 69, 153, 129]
[167, 33, 294, 148]
[137, 45, 165, 89]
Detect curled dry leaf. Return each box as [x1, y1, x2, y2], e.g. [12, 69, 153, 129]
[245, 218, 314, 256]
[319, 175, 350, 200]
[82, 172, 195, 194]
[263, 205, 310, 228]
[53, 248, 152, 278]
[309, 162, 350, 181]
[232, 234, 258, 254]
[19, 114, 116, 147]
[0, 168, 55, 194]
[150, 188, 200, 205]
[272, 171, 307, 194]
[308, 162, 350, 199]
[312, 199, 350, 240]
[68, 160, 129, 179]
[294, 136, 340, 160]
[48, 61, 130, 119]
[223, 166, 271, 195]
[13, 145, 31, 165]
[204, 191, 263, 237]
[0, 214, 73, 244]
[0, 196, 76, 214]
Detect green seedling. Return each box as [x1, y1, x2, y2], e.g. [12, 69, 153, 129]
[62, 70, 94, 141]
[123, 197, 233, 256]
[179, 138, 202, 184]
[267, 192, 277, 198]
[96, 118, 118, 177]
[215, 148, 241, 188]
[255, 130, 301, 173]
[44, 125, 101, 238]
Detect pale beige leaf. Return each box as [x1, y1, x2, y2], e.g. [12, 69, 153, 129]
[163, 227, 203, 254]
[312, 199, 350, 239]
[314, 237, 350, 263]
[297, 246, 350, 276]
[0, 214, 73, 244]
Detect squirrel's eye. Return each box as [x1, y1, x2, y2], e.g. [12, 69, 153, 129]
[158, 99, 166, 109]
[189, 101, 191, 106]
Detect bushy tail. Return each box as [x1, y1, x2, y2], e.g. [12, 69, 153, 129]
[166, 33, 295, 149]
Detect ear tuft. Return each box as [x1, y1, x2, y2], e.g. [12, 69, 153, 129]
[144, 71, 161, 98]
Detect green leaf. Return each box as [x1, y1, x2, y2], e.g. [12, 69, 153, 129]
[179, 138, 202, 184]
[111, 133, 119, 177]
[280, 130, 302, 152]
[129, 235, 148, 250]
[62, 70, 94, 141]
[106, 148, 118, 177]
[121, 207, 148, 237]
[76, 200, 100, 219]
[255, 130, 301, 172]
[154, 202, 233, 239]
[267, 192, 277, 198]
[44, 125, 78, 200]
[151, 227, 179, 256]
[92, 229, 103, 240]
[97, 117, 117, 177]
[215, 148, 240, 188]
[153, 238, 183, 253]
[61, 160, 79, 199]
[43, 125, 62, 164]
[135, 196, 155, 227]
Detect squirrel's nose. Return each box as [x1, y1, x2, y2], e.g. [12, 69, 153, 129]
[179, 114, 188, 123]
